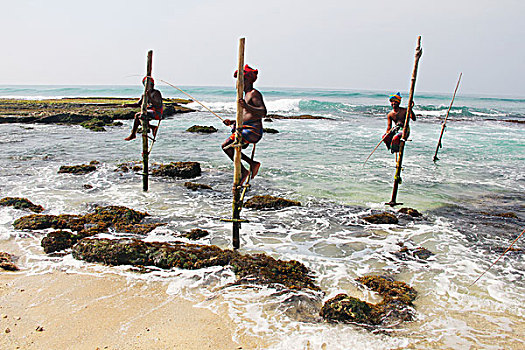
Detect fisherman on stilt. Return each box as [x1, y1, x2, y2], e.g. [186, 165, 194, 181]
[124, 77, 164, 141]
[383, 92, 416, 154]
[222, 65, 266, 186]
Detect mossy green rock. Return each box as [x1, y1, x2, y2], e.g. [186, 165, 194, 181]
[398, 207, 422, 217]
[72, 238, 320, 291]
[184, 182, 212, 191]
[14, 206, 161, 253]
[181, 228, 209, 240]
[0, 252, 19, 271]
[151, 162, 201, 179]
[0, 197, 44, 213]
[58, 161, 98, 175]
[244, 195, 301, 210]
[186, 125, 218, 133]
[362, 212, 398, 224]
[320, 294, 381, 324]
[320, 275, 417, 326]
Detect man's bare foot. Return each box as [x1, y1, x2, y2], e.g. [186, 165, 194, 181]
[250, 161, 260, 179]
[124, 134, 136, 141]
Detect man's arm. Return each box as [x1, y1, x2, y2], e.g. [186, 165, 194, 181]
[386, 113, 393, 132]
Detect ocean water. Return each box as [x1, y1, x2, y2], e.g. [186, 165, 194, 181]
[0, 85, 524, 349]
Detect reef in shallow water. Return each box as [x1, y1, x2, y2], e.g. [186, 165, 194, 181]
[72, 237, 320, 291]
[244, 195, 301, 210]
[115, 161, 201, 179]
[0, 252, 19, 271]
[13, 206, 162, 254]
[184, 182, 213, 191]
[320, 275, 417, 326]
[186, 125, 218, 133]
[362, 212, 399, 224]
[58, 161, 99, 175]
[0, 197, 44, 213]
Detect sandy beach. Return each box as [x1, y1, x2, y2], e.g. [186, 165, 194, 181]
[0, 242, 262, 350]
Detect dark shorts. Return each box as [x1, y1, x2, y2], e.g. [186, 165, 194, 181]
[229, 123, 263, 144]
[383, 125, 409, 153]
[146, 109, 162, 121]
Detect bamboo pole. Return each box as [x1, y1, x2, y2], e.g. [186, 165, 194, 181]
[232, 38, 245, 249]
[387, 37, 423, 206]
[433, 73, 462, 162]
[141, 50, 153, 192]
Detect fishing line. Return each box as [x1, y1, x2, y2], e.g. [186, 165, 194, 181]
[470, 227, 525, 286]
[159, 79, 226, 122]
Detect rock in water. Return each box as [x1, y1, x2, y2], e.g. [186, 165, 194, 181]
[244, 195, 301, 210]
[151, 162, 201, 179]
[0, 197, 44, 213]
[362, 212, 398, 224]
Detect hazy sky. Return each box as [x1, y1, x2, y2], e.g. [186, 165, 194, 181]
[2, 0, 524, 96]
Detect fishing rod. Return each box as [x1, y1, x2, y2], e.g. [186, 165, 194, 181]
[470, 227, 525, 286]
[159, 79, 225, 122]
[433, 73, 462, 162]
[363, 128, 393, 167]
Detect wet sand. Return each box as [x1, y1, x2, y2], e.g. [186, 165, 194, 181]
[0, 243, 263, 350]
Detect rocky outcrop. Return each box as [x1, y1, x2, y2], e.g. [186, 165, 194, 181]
[58, 161, 99, 175]
[0, 252, 19, 271]
[362, 212, 398, 224]
[151, 162, 201, 179]
[186, 125, 218, 133]
[244, 195, 301, 210]
[0, 98, 195, 130]
[320, 275, 417, 326]
[116, 161, 202, 179]
[181, 228, 209, 240]
[392, 245, 434, 261]
[398, 207, 422, 217]
[184, 182, 212, 191]
[72, 238, 320, 291]
[13, 206, 161, 254]
[263, 128, 279, 134]
[0, 197, 44, 213]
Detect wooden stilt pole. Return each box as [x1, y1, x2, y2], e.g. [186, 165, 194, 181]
[141, 50, 153, 192]
[232, 38, 245, 249]
[387, 37, 422, 206]
[433, 73, 462, 162]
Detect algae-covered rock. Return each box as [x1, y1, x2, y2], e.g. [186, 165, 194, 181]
[481, 211, 518, 219]
[0, 252, 19, 271]
[398, 207, 422, 217]
[362, 212, 398, 224]
[80, 118, 111, 132]
[41, 230, 81, 254]
[72, 238, 319, 291]
[151, 162, 201, 179]
[320, 275, 417, 326]
[393, 245, 434, 261]
[244, 195, 301, 210]
[0, 197, 44, 213]
[320, 294, 381, 325]
[58, 161, 98, 175]
[186, 125, 218, 133]
[181, 228, 209, 240]
[184, 182, 213, 191]
[356, 275, 417, 305]
[14, 206, 159, 253]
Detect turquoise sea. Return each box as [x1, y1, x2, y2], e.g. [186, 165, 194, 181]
[0, 85, 524, 349]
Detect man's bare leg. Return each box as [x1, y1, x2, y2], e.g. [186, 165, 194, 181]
[125, 115, 141, 141]
[250, 161, 260, 179]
